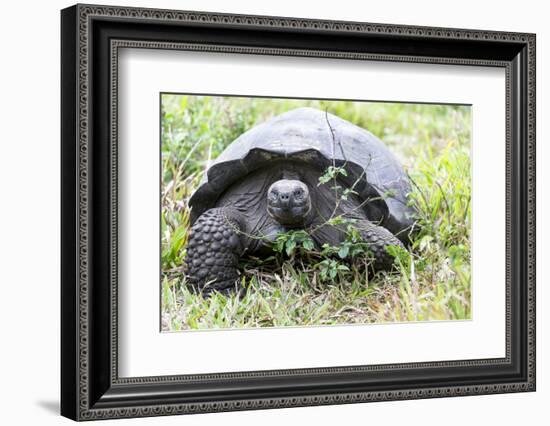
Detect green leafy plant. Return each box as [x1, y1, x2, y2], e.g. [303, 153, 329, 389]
[273, 230, 315, 258]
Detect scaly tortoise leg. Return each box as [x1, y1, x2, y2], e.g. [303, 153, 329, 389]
[356, 219, 405, 270]
[185, 208, 244, 294]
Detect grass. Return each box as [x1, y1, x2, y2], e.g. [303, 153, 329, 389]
[160, 95, 471, 331]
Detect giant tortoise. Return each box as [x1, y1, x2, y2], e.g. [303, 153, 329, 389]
[184, 107, 417, 293]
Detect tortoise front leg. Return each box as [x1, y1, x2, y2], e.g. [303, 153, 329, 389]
[185, 208, 244, 294]
[355, 219, 405, 270]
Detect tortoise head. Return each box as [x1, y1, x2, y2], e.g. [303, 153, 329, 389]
[267, 179, 311, 227]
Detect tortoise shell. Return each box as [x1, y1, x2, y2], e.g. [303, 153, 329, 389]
[189, 107, 416, 237]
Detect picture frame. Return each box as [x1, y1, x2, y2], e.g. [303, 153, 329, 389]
[60, 3, 536, 421]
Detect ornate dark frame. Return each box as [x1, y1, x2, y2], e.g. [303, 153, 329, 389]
[60, 3, 536, 421]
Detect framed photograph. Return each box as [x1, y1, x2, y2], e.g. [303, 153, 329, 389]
[61, 4, 536, 421]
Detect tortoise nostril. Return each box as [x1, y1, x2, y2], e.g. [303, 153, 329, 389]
[280, 193, 290, 201]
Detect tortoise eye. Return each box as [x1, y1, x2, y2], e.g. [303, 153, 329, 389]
[293, 190, 303, 198]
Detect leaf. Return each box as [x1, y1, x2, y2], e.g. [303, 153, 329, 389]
[274, 238, 285, 253]
[338, 245, 350, 259]
[386, 244, 410, 267]
[302, 238, 314, 251]
[318, 166, 348, 186]
[285, 239, 297, 256]
[328, 216, 346, 226]
[318, 174, 331, 185]
[380, 189, 398, 200]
